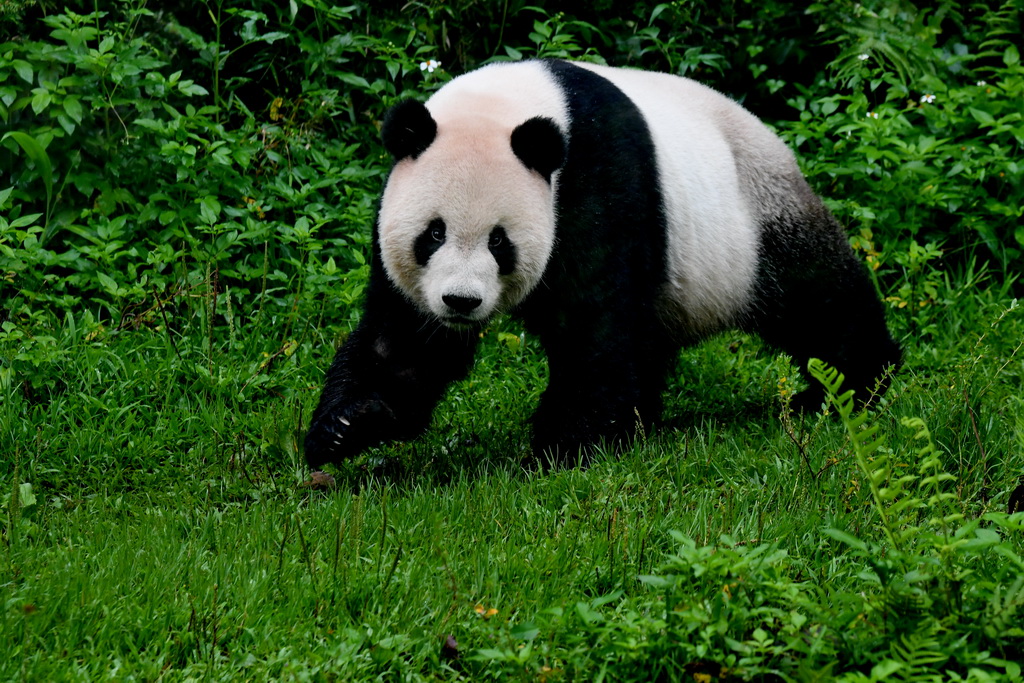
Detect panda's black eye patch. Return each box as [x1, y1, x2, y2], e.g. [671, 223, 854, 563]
[488, 226, 517, 275]
[414, 218, 446, 266]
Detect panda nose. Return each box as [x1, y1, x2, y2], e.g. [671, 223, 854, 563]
[442, 294, 483, 315]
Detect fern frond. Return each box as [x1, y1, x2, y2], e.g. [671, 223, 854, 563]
[984, 573, 1024, 637]
[889, 625, 948, 681]
[808, 358, 845, 399]
[809, 359, 905, 550]
[975, 0, 1022, 61]
[901, 416, 961, 547]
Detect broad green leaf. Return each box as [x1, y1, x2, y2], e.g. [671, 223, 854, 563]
[497, 331, 521, 353]
[19, 482, 36, 508]
[336, 72, 370, 89]
[1005, 45, 1020, 67]
[178, 81, 209, 97]
[650, 3, 670, 22]
[2, 131, 54, 230]
[9, 213, 43, 229]
[591, 590, 623, 608]
[63, 96, 83, 123]
[575, 601, 602, 626]
[638, 574, 671, 588]
[97, 271, 119, 294]
[30, 88, 52, 114]
[510, 622, 539, 641]
[870, 660, 903, 678]
[200, 196, 221, 224]
[12, 59, 33, 84]
[970, 107, 996, 125]
[56, 113, 75, 135]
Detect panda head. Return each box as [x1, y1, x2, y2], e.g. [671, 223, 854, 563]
[377, 99, 566, 327]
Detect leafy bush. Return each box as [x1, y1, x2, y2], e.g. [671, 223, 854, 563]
[784, 40, 1024, 275]
[1, 3, 390, 361]
[781, 2, 1023, 316]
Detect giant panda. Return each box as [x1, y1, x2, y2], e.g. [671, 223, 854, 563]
[304, 59, 901, 468]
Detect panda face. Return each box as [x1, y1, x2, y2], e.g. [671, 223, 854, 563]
[378, 122, 559, 327]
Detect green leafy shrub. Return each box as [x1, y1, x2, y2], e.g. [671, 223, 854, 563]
[1, 4, 384, 390]
[783, 2, 1024, 294]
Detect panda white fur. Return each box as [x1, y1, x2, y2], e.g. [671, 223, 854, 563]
[305, 59, 901, 467]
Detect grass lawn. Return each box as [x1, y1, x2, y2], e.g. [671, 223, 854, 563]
[3, 287, 1023, 680]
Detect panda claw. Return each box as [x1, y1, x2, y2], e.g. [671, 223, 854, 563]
[338, 416, 351, 426]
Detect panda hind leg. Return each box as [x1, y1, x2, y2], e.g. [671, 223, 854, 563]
[747, 234, 902, 411]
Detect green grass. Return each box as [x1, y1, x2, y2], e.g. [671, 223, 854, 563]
[3, 292, 1024, 680]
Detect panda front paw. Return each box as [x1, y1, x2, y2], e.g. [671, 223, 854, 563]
[304, 398, 399, 468]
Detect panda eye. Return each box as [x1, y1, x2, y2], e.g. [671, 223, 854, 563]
[488, 226, 516, 275]
[415, 219, 446, 266]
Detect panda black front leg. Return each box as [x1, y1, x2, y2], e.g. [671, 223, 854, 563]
[528, 317, 676, 465]
[304, 272, 479, 468]
[304, 326, 400, 468]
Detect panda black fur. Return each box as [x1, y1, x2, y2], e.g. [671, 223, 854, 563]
[305, 59, 901, 467]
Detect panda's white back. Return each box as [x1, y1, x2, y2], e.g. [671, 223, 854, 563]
[571, 63, 803, 337]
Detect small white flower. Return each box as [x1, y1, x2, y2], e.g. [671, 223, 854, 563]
[867, 111, 879, 119]
[858, 53, 870, 61]
[976, 80, 987, 86]
[920, 93, 936, 104]
[419, 59, 441, 73]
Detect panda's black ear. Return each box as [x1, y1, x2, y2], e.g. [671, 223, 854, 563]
[382, 99, 437, 160]
[511, 117, 566, 182]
